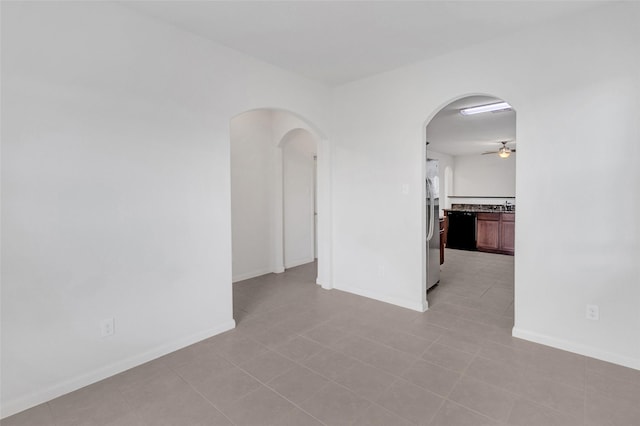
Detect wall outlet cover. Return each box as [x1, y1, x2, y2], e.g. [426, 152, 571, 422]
[586, 305, 599, 321]
[100, 318, 115, 337]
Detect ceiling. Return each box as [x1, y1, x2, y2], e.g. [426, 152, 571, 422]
[120, 1, 606, 86]
[426, 95, 516, 157]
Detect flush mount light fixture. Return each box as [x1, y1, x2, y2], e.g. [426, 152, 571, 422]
[460, 101, 512, 115]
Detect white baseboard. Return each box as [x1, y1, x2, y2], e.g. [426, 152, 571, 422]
[284, 257, 315, 269]
[233, 260, 314, 283]
[512, 327, 640, 371]
[233, 266, 283, 282]
[317, 277, 332, 289]
[334, 284, 425, 312]
[1, 319, 236, 419]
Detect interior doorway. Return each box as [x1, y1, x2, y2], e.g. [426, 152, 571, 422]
[229, 108, 330, 320]
[423, 95, 517, 317]
[281, 129, 318, 269]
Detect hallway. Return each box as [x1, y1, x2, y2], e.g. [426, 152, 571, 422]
[5, 257, 639, 425]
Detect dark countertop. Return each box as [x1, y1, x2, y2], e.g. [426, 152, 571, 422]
[446, 209, 506, 214]
[445, 205, 515, 214]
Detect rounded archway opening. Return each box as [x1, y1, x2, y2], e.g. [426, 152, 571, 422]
[229, 108, 331, 322]
[422, 95, 517, 314]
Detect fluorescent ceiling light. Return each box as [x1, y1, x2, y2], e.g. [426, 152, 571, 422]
[460, 101, 512, 115]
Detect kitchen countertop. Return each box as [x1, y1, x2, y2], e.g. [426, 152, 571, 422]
[445, 204, 515, 214]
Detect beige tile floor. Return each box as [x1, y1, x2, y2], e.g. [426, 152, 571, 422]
[4, 249, 640, 425]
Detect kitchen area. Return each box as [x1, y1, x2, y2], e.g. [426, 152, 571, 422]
[425, 95, 517, 295]
[445, 200, 515, 255]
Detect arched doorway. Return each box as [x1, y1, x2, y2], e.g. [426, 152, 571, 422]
[229, 108, 332, 320]
[422, 95, 517, 315]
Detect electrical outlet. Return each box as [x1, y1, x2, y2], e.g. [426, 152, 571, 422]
[586, 305, 599, 321]
[378, 265, 385, 277]
[401, 184, 410, 195]
[100, 317, 115, 337]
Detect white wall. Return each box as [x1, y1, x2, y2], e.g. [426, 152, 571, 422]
[0, 1, 330, 417]
[453, 153, 516, 197]
[283, 130, 317, 268]
[427, 149, 516, 211]
[330, 3, 640, 369]
[231, 111, 280, 281]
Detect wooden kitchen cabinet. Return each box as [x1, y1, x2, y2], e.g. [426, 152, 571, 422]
[500, 213, 515, 255]
[477, 212, 515, 255]
[476, 213, 500, 251]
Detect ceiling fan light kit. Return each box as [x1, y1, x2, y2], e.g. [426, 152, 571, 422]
[483, 141, 515, 158]
[460, 101, 512, 115]
[498, 146, 511, 158]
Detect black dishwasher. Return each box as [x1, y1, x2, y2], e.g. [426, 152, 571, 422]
[446, 211, 477, 250]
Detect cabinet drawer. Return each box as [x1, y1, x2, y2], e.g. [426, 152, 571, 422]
[477, 212, 500, 221]
[501, 213, 515, 222]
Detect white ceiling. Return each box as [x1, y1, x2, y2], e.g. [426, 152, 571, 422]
[120, 1, 597, 156]
[120, 1, 606, 86]
[427, 95, 516, 157]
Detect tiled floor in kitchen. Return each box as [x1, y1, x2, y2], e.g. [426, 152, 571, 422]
[4, 249, 639, 425]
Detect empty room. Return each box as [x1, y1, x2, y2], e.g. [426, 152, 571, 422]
[2, 1, 639, 425]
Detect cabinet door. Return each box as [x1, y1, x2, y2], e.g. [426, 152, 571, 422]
[477, 219, 500, 251]
[500, 221, 515, 254]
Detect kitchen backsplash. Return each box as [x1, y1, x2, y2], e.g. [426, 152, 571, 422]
[450, 203, 515, 212]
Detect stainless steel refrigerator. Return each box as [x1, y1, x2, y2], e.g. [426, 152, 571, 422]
[426, 159, 440, 290]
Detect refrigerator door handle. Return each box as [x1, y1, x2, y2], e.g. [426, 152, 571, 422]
[426, 178, 435, 241]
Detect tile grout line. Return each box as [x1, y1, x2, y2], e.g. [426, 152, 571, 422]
[167, 362, 239, 426]
[44, 402, 59, 426]
[455, 352, 587, 424]
[174, 333, 330, 425]
[244, 284, 530, 426]
[229, 326, 368, 424]
[471, 350, 587, 393]
[241, 330, 434, 425]
[236, 260, 586, 425]
[436, 350, 511, 424]
[231, 352, 337, 426]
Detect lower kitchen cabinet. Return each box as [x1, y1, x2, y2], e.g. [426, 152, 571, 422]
[477, 212, 514, 255]
[477, 213, 500, 251]
[500, 213, 515, 254]
[439, 218, 445, 265]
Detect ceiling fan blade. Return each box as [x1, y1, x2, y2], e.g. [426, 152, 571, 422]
[482, 151, 498, 155]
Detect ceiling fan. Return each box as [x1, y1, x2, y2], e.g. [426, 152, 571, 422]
[482, 141, 515, 158]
